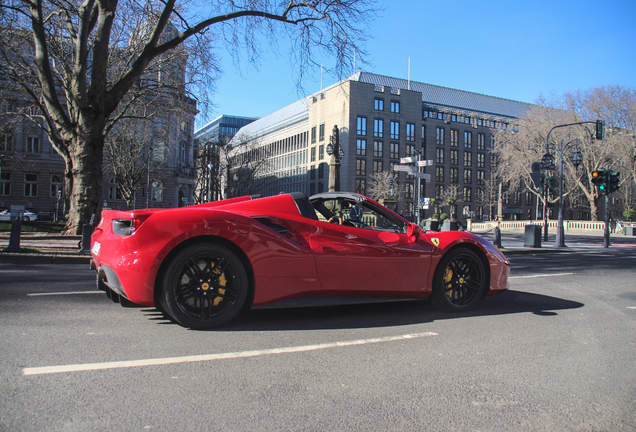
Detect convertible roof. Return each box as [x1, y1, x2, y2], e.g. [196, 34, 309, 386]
[309, 192, 366, 203]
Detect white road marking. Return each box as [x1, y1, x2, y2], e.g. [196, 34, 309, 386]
[27, 291, 103, 297]
[22, 332, 438, 376]
[627, 307, 636, 310]
[509, 273, 574, 279]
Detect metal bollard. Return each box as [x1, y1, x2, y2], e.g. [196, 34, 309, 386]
[79, 222, 93, 253]
[493, 226, 502, 249]
[5, 218, 22, 252]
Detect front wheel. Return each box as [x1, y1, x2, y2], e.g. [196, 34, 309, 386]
[160, 243, 249, 329]
[431, 248, 486, 312]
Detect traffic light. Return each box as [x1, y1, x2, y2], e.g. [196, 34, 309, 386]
[609, 171, 620, 193]
[595, 120, 605, 140]
[389, 177, 394, 188]
[591, 170, 608, 195]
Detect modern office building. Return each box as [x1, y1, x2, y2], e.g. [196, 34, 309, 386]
[227, 72, 533, 221]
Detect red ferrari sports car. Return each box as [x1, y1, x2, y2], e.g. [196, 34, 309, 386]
[90, 192, 509, 329]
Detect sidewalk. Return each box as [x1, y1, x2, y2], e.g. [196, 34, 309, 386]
[1, 229, 635, 265]
[0, 232, 89, 264]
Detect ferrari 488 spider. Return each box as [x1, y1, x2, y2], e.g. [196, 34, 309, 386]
[90, 192, 509, 329]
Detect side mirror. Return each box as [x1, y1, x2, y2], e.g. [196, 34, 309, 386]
[406, 223, 422, 243]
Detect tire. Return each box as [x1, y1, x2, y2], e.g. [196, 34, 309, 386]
[431, 248, 486, 312]
[160, 243, 248, 329]
[22, 216, 30, 222]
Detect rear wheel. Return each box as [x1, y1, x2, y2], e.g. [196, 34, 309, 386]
[160, 243, 248, 329]
[432, 248, 486, 312]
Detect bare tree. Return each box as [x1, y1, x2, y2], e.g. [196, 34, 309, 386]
[368, 170, 403, 203]
[103, 117, 166, 209]
[0, 0, 376, 233]
[223, 133, 274, 198]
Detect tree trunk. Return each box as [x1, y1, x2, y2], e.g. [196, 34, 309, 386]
[64, 129, 105, 235]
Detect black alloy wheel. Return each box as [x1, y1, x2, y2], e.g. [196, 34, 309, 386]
[161, 243, 248, 329]
[432, 248, 486, 312]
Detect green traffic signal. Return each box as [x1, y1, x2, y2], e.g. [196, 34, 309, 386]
[591, 170, 608, 195]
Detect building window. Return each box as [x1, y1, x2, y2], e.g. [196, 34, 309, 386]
[464, 152, 472, 166]
[318, 182, 324, 193]
[373, 141, 383, 158]
[310, 183, 315, 195]
[1, 172, 10, 196]
[514, 192, 522, 205]
[310, 165, 316, 180]
[374, 118, 383, 138]
[405, 183, 414, 199]
[436, 148, 444, 164]
[151, 180, 163, 202]
[180, 141, 187, 164]
[477, 153, 485, 168]
[477, 133, 485, 150]
[436, 127, 444, 146]
[319, 144, 324, 160]
[421, 125, 426, 145]
[311, 147, 316, 162]
[24, 173, 38, 197]
[50, 174, 63, 198]
[450, 168, 458, 183]
[450, 130, 458, 147]
[464, 169, 472, 184]
[390, 101, 400, 113]
[319, 124, 325, 142]
[109, 177, 121, 200]
[355, 179, 366, 195]
[374, 98, 384, 111]
[356, 159, 366, 176]
[373, 160, 383, 173]
[311, 126, 317, 143]
[464, 187, 472, 202]
[406, 123, 415, 142]
[318, 163, 325, 179]
[464, 131, 472, 149]
[477, 170, 485, 185]
[26, 135, 40, 153]
[405, 144, 414, 157]
[356, 139, 367, 156]
[153, 140, 165, 162]
[1, 133, 14, 151]
[390, 121, 400, 140]
[390, 142, 399, 159]
[450, 150, 458, 165]
[435, 167, 444, 182]
[357, 117, 367, 135]
[436, 185, 445, 199]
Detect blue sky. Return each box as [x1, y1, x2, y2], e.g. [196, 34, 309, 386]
[195, 0, 636, 129]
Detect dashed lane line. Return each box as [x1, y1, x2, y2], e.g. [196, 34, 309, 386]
[509, 273, 575, 279]
[27, 291, 103, 296]
[22, 332, 439, 376]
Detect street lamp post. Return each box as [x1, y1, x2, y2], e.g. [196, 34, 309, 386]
[540, 152, 555, 241]
[326, 125, 344, 192]
[555, 143, 583, 247]
[207, 163, 214, 202]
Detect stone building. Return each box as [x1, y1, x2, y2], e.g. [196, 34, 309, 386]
[227, 72, 533, 222]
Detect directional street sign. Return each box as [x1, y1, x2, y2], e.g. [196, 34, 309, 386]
[400, 157, 416, 163]
[414, 172, 431, 180]
[394, 165, 417, 173]
[417, 160, 434, 167]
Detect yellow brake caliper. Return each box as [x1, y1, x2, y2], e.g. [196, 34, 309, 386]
[444, 266, 454, 298]
[211, 262, 227, 306]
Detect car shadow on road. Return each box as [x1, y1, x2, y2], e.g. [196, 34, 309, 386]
[210, 290, 584, 331]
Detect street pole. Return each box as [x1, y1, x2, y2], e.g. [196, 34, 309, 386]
[328, 125, 341, 192]
[604, 167, 611, 248]
[543, 173, 549, 241]
[556, 147, 566, 247]
[207, 163, 213, 202]
[415, 150, 421, 225]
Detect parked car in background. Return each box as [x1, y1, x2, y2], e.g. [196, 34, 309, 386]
[0, 209, 38, 222]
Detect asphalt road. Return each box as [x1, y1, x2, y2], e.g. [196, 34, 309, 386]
[1, 249, 635, 431]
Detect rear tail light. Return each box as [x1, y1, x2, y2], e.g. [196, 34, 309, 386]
[112, 215, 151, 236]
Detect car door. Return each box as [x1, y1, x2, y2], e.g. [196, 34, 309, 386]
[309, 219, 434, 295]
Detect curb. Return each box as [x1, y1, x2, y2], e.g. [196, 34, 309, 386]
[0, 253, 91, 265]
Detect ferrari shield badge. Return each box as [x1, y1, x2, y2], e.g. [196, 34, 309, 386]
[431, 238, 440, 247]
